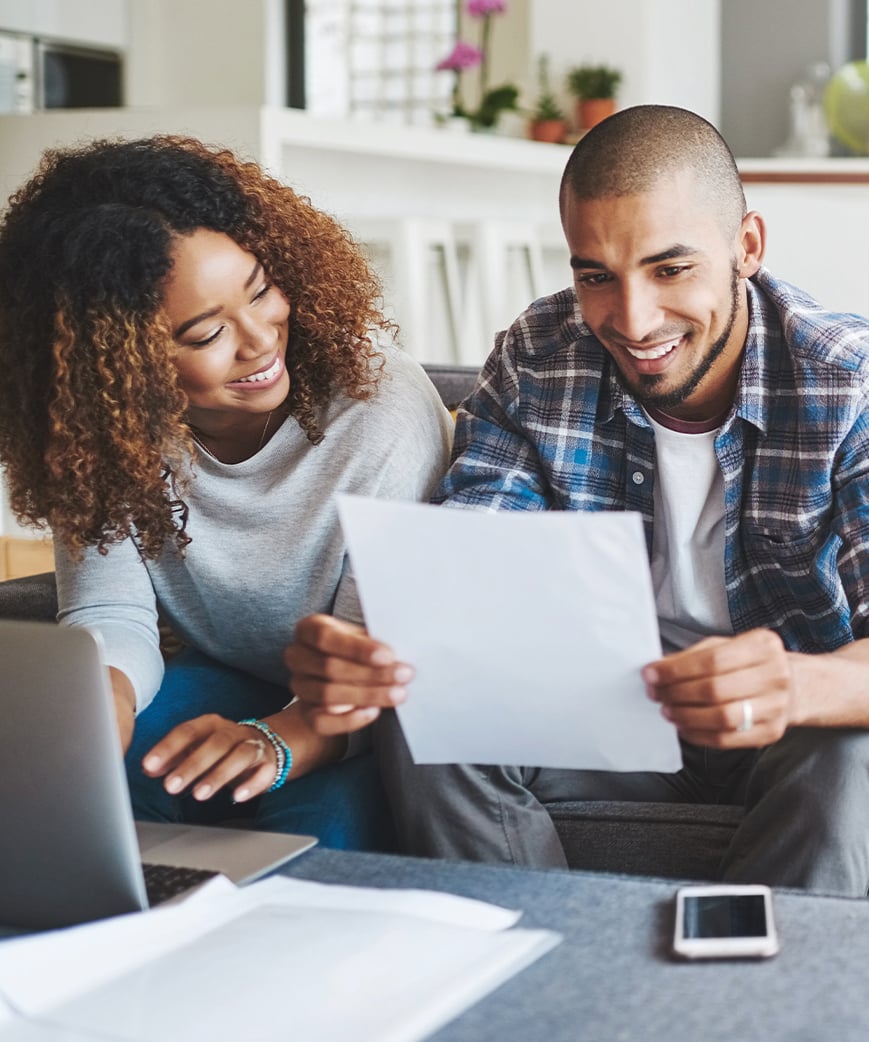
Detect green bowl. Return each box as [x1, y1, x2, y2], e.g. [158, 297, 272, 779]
[825, 61, 869, 155]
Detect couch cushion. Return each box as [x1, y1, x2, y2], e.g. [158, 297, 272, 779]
[0, 572, 58, 621]
[548, 800, 743, 881]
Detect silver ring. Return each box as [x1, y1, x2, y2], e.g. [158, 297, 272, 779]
[242, 737, 267, 763]
[736, 699, 754, 733]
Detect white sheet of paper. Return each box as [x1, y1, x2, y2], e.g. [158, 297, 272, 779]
[0, 876, 523, 1018]
[0, 1021, 107, 1042]
[49, 906, 558, 1042]
[0, 876, 558, 1042]
[338, 497, 682, 773]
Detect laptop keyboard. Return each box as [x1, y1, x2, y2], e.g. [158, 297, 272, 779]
[142, 862, 219, 905]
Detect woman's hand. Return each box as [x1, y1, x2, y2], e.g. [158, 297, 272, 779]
[141, 714, 279, 803]
[285, 614, 413, 735]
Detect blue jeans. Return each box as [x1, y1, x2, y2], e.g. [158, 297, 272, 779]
[124, 649, 396, 852]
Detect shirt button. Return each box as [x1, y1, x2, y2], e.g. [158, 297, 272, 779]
[632, 471, 645, 485]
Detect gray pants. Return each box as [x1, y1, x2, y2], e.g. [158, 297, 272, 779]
[374, 711, 869, 897]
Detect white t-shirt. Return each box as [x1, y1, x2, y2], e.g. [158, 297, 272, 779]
[645, 408, 733, 654]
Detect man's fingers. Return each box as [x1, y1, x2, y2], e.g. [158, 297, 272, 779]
[286, 643, 413, 689]
[644, 630, 791, 714]
[663, 692, 788, 742]
[654, 654, 791, 708]
[286, 615, 414, 733]
[644, 629, 784, 687]
[298, 703, 382, 736]
[290, 614, 398, 667]
[290, 673, 408, 710]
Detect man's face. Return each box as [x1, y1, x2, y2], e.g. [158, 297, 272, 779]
[561, 169, 758, 422]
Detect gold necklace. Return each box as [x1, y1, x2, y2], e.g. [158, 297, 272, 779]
[189, 410, 274, 463]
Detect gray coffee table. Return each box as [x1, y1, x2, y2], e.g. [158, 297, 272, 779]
[284, 848, 869, 1042]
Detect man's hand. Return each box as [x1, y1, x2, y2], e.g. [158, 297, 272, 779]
[285, 615, 413, 735]
[643, 629, 795, 748]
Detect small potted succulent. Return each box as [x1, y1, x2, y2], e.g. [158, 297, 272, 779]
[528, 55, 568, 144]
[566, 64, 622, 131]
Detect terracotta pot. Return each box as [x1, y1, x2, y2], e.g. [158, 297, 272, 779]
[576, 97, 617, 131]
[529, 119, 567, 144]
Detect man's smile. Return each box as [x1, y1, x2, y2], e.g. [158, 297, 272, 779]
[606, 333, 689, 376]
[623, 336, 682, 361]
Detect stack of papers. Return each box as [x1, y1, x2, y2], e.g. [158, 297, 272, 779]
[0, 876, 560, 1042]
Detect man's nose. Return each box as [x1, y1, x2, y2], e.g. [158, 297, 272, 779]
[611, 281, 665, 344]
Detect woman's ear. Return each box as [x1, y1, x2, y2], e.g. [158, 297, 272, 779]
[736, 211, 765, 278]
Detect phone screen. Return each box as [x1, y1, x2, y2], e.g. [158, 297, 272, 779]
[682, 893, 768, 938]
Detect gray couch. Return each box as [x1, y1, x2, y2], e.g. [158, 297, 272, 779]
[0, 363, 743, 881]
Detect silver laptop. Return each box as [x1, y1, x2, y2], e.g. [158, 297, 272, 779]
[0, 620, 317, 931]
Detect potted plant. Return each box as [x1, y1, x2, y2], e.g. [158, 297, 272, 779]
[435, 1, 519, 132]
[566, 64, 622, 131]
[528, 55, 568, 144]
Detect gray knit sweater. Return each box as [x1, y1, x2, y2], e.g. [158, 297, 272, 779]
[55, 348, 453, 712]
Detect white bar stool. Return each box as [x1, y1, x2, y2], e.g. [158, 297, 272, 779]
[348, 217, 465, 365]
[463, 220, 547, 348]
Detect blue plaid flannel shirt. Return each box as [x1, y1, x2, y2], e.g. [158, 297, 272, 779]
[433, 269, 869, 653]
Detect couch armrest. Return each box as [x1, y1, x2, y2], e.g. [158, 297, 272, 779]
[0, 572, 58, 622]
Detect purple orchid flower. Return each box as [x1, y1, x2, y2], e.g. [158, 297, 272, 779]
[435, 40, 483, 72]
[467, 0, 506, 16]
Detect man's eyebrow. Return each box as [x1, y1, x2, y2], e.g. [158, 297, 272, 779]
[569, 244, 699, 270]
[173, 261, 263, 338]
[639, 244, 698, 265]
[570, 255, 605, 270]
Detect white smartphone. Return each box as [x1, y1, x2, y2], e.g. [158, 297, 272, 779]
[672, 884, 779, 960]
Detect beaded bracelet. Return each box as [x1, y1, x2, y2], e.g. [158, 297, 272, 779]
[238, 718, 293, 792]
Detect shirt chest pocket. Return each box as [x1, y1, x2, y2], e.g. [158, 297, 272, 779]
[741, 525, 848, 627]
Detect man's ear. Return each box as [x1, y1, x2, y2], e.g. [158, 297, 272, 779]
[735, 211, 765, 278]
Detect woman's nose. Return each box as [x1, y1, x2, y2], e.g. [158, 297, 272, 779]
[236, 315, 274, 357]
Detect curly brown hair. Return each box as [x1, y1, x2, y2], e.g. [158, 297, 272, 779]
[0, 135, 390, 558]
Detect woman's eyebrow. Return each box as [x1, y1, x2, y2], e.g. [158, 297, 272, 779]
[244, 260, 262, 290]
[173, 261, 264, 338]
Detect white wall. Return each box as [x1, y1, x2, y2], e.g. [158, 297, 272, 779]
[0, 0, 127, 48]
[720, 0, 865, 157]
[528, 0, 721, 125]
[126, 0, 285, 107]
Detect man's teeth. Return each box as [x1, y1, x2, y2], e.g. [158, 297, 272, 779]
[625, 339, 680, 360]
[238, 357, 281, 383]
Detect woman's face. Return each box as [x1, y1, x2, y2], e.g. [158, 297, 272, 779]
[163, 228, 291, 430]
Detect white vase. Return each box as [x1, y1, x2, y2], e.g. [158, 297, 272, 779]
[495, 110, 527, 139]
[441, 115, 472, 133]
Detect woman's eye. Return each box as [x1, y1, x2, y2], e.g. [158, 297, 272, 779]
[190, 327, 224, 347]
[252, 283, 272, 302]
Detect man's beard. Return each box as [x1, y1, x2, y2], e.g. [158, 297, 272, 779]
[614, 265, 740, 412]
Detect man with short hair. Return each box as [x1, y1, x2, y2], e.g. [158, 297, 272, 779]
[288, 105, 869, 896]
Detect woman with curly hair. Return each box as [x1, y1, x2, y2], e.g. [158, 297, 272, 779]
[0, 134, 452, 848]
